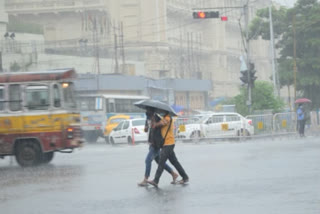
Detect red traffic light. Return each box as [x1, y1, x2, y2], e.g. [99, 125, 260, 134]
[221, 16, 228, 21]
[193, 11, 219, 19]
[198, 11, 206, 19]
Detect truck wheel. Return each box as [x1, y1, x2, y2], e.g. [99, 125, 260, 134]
[15, 140, 42, 167]
[42, 152, 54, 164]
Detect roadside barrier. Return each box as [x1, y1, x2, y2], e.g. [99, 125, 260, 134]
[173, 111, 320, 143]
[246, 114, 274, 137]
[273, 112, 297, 135]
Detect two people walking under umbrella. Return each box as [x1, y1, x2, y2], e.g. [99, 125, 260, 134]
[135, 100, 189, 188]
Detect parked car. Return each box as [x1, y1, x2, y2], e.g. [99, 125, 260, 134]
[109, 118, 148, 144]
[104, 114, 131, 143]
[176, 112, 254, 140]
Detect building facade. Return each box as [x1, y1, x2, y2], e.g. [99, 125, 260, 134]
[75, 73, 212, 110]
[4, 0, 275, 100]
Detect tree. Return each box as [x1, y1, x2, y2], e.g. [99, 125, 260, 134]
[230, 81, 284, 116]
[249, 0, 320, 108]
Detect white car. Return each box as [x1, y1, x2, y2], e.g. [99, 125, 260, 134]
[109, 118, 148, 144]
[176, 112, 254, 139]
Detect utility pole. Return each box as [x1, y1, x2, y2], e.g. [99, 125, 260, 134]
[197, 33, 201, 79]
[293, 12, 297, 109]
[269, 3, 279, 97]
[0, 52, 2, 72]
[187, 32, 191, 78]
[244, 1, 252, 113]
[91, 17, 100, 90]
[179, 26, 183, 78]
[113, 21, 119, 73]
[191, 32, 194, 78]
[120, 21, 126, 74]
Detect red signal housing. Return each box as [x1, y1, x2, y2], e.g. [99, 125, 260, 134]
[221, 16, 228, 21]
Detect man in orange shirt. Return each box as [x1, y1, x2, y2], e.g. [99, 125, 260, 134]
[148, 111, 189, 187]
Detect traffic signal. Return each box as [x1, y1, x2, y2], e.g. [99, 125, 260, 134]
[249, 63, 257, 86]
[240, 62, 257, 86]
[193, 11, 219, 19]
[240, 70, 249, 84]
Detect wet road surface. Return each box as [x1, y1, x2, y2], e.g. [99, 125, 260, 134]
[1, 137, 320, 214]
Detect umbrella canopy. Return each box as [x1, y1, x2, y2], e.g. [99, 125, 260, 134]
[295, 98, 312, 104]
[134, 99, 178, 116]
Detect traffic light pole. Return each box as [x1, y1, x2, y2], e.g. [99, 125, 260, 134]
[244, 2, 252, 113]
[193, 3, 253, 113]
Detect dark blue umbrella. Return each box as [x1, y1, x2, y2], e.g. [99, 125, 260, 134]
[134, 99, 178, 116]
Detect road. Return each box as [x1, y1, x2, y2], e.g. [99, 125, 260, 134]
[1, 137, 320, 214]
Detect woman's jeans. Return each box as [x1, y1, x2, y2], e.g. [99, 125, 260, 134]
[145, 145, 173, 178]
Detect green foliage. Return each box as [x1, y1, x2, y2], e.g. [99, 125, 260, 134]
[232, 81, 284, 116]
[7, 17, 43, 34]
[249, 0, 320, 108]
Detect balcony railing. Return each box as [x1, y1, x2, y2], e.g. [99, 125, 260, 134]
[5, 0, 106, 14]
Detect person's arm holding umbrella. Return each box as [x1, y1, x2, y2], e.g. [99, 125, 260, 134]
[152, 115, 168, 129]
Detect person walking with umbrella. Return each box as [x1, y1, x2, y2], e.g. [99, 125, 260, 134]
[148, 110, 189, 188]
[138, 107, 178, 186]
[297, 103, 306, 137]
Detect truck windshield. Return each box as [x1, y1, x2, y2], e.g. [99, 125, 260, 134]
[61, 82, 77, 109]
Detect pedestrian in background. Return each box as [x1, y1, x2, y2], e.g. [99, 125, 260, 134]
[138, 107, 178, 186]
[297, 103, 306, 137]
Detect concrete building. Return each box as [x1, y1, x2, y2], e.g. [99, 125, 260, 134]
[0, 0, 8, 71]
[0, 0, 7, 35]
[75, 73, 212, 109]
[4, 0, 276, 100]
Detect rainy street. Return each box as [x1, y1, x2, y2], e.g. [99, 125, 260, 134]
[1, 137, 320, 214]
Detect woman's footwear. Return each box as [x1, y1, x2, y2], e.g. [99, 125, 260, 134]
[137, 180, 148, 187]
[171, 172, 178, 184]
[178, 178, 189, 184]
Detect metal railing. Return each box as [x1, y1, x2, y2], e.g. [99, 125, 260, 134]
[174, 111, 320, 143]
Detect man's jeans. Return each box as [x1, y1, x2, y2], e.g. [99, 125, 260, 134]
[154, 145, 188, 184]
[145, 145, 173, 178]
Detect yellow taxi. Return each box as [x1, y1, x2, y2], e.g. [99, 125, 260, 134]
[104, 114, 131, 142]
